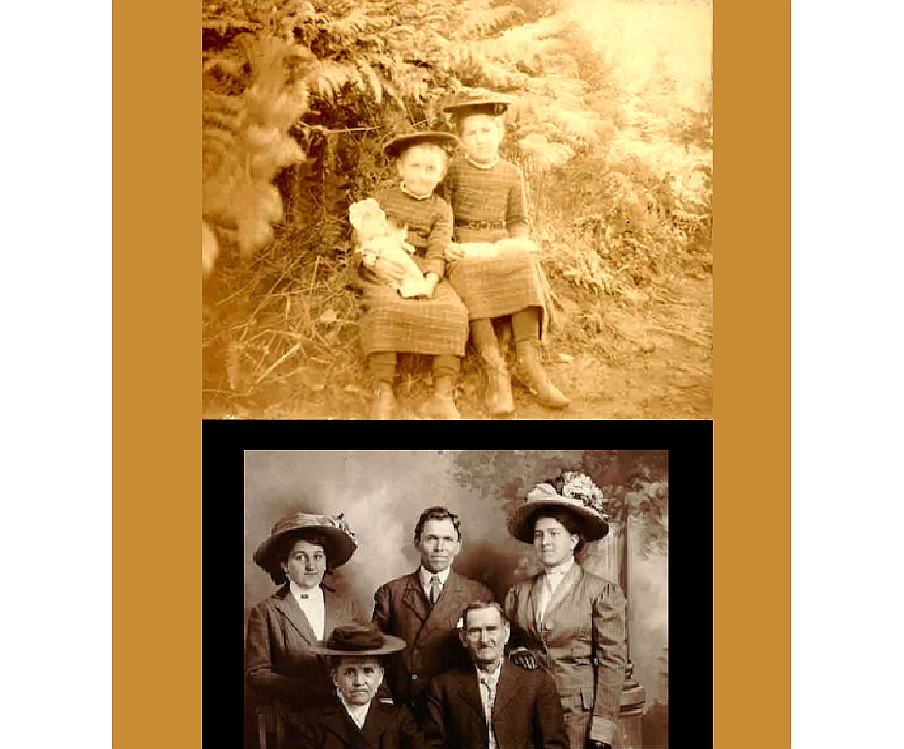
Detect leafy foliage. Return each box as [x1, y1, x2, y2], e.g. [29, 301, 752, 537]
[203, 25, 312, 257]
[201, 0, 712, 413]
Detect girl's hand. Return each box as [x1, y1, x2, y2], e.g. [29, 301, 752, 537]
[422, 273, 440, 298]
[444, 242, 465, 261]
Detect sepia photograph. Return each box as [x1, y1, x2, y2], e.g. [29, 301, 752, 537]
[202, 1, 713, 419]
[243, 449, 670, 748]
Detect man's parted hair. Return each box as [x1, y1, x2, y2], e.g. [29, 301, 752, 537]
[414, 506, 462, 542]
[459, 601, 507, 630]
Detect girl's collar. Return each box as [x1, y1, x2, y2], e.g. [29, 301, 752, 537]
[465, 154, 499, 170]
[400, 183, 433, 200]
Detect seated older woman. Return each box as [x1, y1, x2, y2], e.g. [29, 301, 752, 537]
[284, 625, 424, 749]
[245, 511, 364, 720]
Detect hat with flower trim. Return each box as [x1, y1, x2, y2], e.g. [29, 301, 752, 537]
[507, 472, 610, 544]
[253, 511, 358, 582]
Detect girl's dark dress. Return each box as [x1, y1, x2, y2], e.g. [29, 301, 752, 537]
[441, 155, 548, 335]
[358, 186, 469, 359]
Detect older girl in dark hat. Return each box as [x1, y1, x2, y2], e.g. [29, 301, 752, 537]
[245, 512, 365, 720]
[440, 93, 569, 415]
[503, 474, 627, 749]
[283, 625, 425, 749]
[355, 131, 470, 420]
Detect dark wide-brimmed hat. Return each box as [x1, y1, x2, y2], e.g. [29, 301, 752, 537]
[382, 130, 460, 159]
[443, 92, 513, 118]
[308, 625, 407, 657]
[253, 511, 358, 582]
[507, 473, 609, 544]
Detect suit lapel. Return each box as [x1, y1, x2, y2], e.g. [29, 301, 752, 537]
[425, 570, 466, 631]
[273, 586, 318, 645]
[491, 661, 518, 718]
[322, 586, 343, 638]
[401, 571, 430, 623]
[321, 703, 364, 748]
[452, 669, 488, 722]
[360, 700, 393, 746]
[527, 575, 545, 636]
[542, 563, 581, 627]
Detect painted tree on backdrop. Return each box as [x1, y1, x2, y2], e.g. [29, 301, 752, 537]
[452, 449, 669, 559]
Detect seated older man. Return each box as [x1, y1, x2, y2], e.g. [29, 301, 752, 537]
[284, 625, 425, 749]
[423, 602, 568, 749]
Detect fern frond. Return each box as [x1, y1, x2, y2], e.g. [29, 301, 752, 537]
[307, 60, 360, 99]
[356, 59, 383, 104]
[452, 2, 524, 41]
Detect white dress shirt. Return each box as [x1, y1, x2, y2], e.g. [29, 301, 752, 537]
[535, 558, 575, 626]
[475, 662, 502, 749]
[338, 693, 371, 730]
[418, 566, 451, 603]
[289, 580, 325, 640]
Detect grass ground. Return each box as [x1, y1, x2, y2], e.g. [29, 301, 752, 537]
[202, 0, 713, 420]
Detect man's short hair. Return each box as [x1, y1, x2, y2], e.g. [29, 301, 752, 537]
[414, 506, 462, 542]
[459, 601, 507, 629]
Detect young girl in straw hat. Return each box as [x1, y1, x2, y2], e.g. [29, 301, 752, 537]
[354, 131, 469, 420]
[440, 93, 569, 416]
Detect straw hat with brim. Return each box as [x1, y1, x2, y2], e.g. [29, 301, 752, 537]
[253, 511, 358, 582]
[507, 483, 609, 544]
[443, 94, 513, 118]
[307, 625, 407, 657]
[382, 131, 460, 159]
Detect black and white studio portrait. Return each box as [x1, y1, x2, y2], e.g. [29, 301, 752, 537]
[242, 449, 669, 748]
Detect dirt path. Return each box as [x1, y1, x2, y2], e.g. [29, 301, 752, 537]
[207, 274, 711, 420]
[452, 275, 711, 420]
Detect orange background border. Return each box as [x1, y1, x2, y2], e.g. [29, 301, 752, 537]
[712, 1, 790, 747]
[114, 0, 199, 747]
[113, 1, 790, 747]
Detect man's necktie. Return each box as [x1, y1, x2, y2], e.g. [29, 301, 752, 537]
[429, 574, 441, 606]
[480, 676, 496, 748]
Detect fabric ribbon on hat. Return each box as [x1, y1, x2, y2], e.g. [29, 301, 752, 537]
[326, 626, 385, 651]
[526, 483, 561, 503]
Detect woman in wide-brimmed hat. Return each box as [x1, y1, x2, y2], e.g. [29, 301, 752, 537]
[503, 474, 627, 749]
[245, 511, 365, 718]
[283, 625, 425, 749]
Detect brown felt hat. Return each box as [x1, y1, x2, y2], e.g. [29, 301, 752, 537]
[308, 625, 407, 657]
[253, 511, 358, 583]
[507, 475, 610, 544]
[443, 92, 513, 117]
[382, 131, 460, 159]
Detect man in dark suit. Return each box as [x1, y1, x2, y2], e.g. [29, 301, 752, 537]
[372, 506, 494, 716]
[423, 602, 568, 749]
